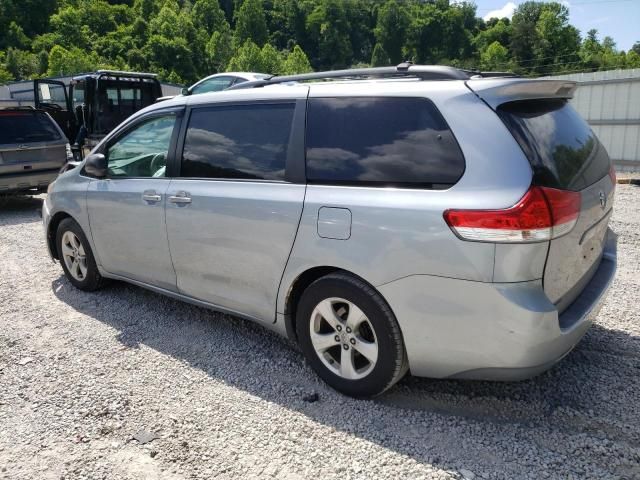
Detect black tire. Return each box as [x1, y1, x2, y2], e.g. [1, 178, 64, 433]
[296, 272, 408, 398]
[56, 217, 104, 291]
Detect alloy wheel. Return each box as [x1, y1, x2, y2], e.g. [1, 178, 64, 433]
[309, 297, 378, 380]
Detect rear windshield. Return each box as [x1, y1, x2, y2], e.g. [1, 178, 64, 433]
[498, 99, 610, 191]
[0, 110, 62, 144]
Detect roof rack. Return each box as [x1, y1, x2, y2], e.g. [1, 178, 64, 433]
[228, 63, 517, 90]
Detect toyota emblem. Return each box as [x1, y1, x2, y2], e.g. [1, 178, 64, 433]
[599, 191, 606, 209]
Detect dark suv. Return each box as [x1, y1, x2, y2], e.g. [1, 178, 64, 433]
[0, 108, 71, 194]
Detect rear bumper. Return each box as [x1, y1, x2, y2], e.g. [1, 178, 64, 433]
[0, 169, 59, 193]
[378, 229, 617, 380]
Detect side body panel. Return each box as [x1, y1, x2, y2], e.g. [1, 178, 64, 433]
[277, 81, 535, 315]
[42, 168, 93, 256]
[165, 180, 306, 323]
[86, 178, 176, 290]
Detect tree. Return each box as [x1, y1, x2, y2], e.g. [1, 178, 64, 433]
[480, 41, 511, 71]
[267, 0, 307, 51]
[370, 43, 390, 67]
[475, 19, 511, 53]
[47, 45, 99, 77]
[374, 1, 409, 64]
[306, 0, 352, 69]
[260, 43, 284, 74]
[233, 0, 268, 48]
[227, 40, 264, 71]
[282, 44, 313, 74]
[206, 24, 233, 72]
[510, 1, 579, 74]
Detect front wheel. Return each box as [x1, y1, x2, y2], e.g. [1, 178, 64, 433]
[56, 218, 104, 291]
[296, 272, 408, 398]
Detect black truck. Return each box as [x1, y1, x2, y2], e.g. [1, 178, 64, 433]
[31, 70, 162, 158]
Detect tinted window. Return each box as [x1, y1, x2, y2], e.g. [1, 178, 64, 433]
[0, 110, 61, 144]
[498, 99, 610, 191]
[181, 103, 294, 180]
[72, 82, 85, 109]
[305, 97, 465, 188]
[97, 80, 158, 134]
[36, 82, 67, 110]
[106, 115, 176, 178]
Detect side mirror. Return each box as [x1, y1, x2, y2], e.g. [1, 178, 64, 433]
[84, 153, 107, 178]
[181, 87, 189, 96]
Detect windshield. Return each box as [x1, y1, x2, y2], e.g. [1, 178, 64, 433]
[498, 99, 610, 191]
[0, 111, 62, 144]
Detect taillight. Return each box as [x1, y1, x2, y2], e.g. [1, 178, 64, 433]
[443, 186, 580, 243]
[609, 164, 616, 186]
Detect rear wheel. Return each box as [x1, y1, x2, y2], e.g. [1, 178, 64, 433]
[56, 218, 104, 291]
[296, 272, 408, 398]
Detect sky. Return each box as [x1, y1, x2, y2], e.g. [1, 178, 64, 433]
[474, 0, 639, 51]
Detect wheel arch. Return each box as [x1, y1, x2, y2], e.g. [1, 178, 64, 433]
[47, 211, 74, 260]
[283, 266, 397, 343]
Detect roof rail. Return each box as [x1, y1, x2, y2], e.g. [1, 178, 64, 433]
[228, 63, 517, 90]
[72, 70, 159, 80]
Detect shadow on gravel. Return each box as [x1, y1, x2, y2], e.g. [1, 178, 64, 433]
[0, 194, 43, 226]
[51, 275, 640, 477]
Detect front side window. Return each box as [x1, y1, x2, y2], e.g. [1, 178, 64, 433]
[106, 115, 176, 178]
[305, 97, 465, 188]
[72, 82, 85, 109]
[190, 76, 235, 95]
[181, 103, 295, 180]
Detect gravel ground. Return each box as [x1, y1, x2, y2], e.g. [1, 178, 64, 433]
[1, 185, 639, 480]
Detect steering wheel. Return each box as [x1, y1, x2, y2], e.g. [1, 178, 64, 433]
[150, 152, 166, 176]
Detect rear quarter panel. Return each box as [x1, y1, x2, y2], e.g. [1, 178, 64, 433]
[277, 81, 535, 314]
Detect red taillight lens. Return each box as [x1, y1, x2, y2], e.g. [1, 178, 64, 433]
[443, 186, 580, 243]
[609, 165, 616, 186]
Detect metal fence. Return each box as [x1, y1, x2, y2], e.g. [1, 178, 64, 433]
[548, 69, 640, 172]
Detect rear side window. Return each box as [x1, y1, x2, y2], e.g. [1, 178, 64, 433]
[305, 97, 465, 188]
[498, 99, 610, 191]
[181, 103, 294, 180]
[0, 110, 61, 144]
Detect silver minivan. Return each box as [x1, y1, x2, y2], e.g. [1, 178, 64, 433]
[42, 65, 617, 397]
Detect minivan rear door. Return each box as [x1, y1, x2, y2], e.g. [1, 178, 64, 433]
[467, 79, 615, 314]
[496, 99, 614, 313]
[34, 79, 75, 140]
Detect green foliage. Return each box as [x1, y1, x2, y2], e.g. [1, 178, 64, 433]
[47, 45, 100, 76]
[480, 41, 512, 71]
[370, 43, 390, 67]
[227, 40, 264, 72]
[306, 0, 353, 69]
[234, 0, 268, 48]
[0, 0, 635, 85]
[282, 44, 313, 74]
[374, 1, 409, 64]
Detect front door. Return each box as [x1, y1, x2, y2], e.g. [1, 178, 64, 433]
[86, 111, 181, 291]
[165, 101, 306, 322]
[34, 79, 76, 140]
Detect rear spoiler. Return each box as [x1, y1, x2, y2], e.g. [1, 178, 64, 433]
[465, 78, 577, 109]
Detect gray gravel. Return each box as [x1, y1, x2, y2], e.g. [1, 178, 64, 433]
[1, 186, 639, 480]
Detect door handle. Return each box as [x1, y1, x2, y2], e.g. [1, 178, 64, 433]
[168, 192, 192, 204]
[142, 191, 162, 202]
